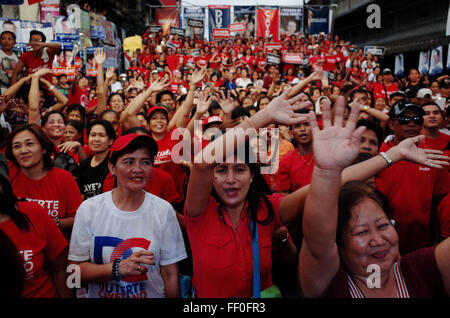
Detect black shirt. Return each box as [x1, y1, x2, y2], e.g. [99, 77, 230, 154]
[77, 154, 110, 199]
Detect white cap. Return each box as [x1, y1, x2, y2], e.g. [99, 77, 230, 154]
[417, 88, 432, 99]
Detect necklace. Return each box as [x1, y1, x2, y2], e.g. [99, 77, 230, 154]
[298, 150, 313, 166]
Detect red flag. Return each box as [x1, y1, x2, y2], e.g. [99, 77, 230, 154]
[256, 8, 279, 41]
[28, 0, 44, 4]
[155, 8, 179, 35]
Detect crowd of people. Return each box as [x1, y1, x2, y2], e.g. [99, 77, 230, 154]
[0, 24, 450, 299]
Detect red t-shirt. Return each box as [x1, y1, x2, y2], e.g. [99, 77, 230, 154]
[321, 246, 447, 298]
[153, 128, 187, 202]
[102, 167, 180, 204]
[184, 194, 284, 298]
[423, 133, 450, 151]
[372, 82, 399, 103]
[376, 140, 450, 254]
[0, 201, 67, 298]
[438, 193, 450, 238]
[68, 86, 89, 108]
[165, 54, 180, 71]
[323, 54, 339, 72]
[195, 55, 210, 69]
[19, 48, 57, 83]
[274, 150, 314, 192]
[9, 166, 83, 220]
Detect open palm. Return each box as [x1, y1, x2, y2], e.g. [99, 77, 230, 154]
[311, 96, 365, 171]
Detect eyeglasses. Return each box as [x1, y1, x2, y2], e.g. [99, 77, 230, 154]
[397, 116, 423, 125]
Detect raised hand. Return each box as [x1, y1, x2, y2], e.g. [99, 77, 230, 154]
[105, 67, 115, 80]
[262, 89, 312, 126]
[59, 141, 81, 153]
[31, 68, 53, 79]
[93, 48, 106, 65]
[217, 90, 235, 115]
[190, 68, 207, 85]
[309, 95, 366, 171]
[149, 77, 169, 93]
[395, 135, 449, 169]
[196, 90, 214, 115]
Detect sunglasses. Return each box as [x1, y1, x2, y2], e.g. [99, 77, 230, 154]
[397, 116, 423, 125]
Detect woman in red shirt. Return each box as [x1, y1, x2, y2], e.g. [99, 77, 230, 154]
[0, 172, 71, 298]
[185, 90, 312, 298]
[5, 124, 83, 241]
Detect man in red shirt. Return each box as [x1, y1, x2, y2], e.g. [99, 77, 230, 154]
[372, 68, 399, 104]
[11, 30, 60, 86]
[376, 100, 449, 254]
[420, 101, 450, 151]
[164, 47, 180, 72]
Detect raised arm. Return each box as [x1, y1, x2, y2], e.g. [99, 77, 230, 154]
[171, 68, 206, 130]
[299, 95, 365, 297]
[94, 48, 107, 116]
[120, 77, 169, 131]
[287, 70, 324, 99]
[40, 77, 68, 112]
[185, 89, 311, 218]
[2, 74, 31, 99]
[28, 68, 53, 125]
[10, 59, 24, 85]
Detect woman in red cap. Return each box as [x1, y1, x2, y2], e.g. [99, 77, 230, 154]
[69, 133, 187, 298]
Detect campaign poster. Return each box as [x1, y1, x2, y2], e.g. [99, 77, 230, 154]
[418, 50, 430, 75]
[233, 6, 255, 39]
[40, 0, 59, 25]
[394, 53, 404, 77]
[85, 46, 100, 77]
[208, 5, 231, 41]
[52, 41, 76, 80]
[256, 7, 279, 41]
[0, 19, 21, 42]
[56, 33, 81, 71]
[279, 7, 304, 37]
[182, 7, 205, 38]
[306, 6, 329, 35]
[19, 21, 53, 44]
[429, 46, 443, 76]
[54, 15, 75, 34]
[156, 8, 180, 35]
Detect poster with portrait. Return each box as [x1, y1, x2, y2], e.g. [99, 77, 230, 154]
[54, 15, 75, 34]
[182, 7, 205, 38]
[429, 46, 443, 76]
[19, 21, 53, 44]
[85, 46, 100, 77]
[0, 18, 22, 43]
[56, 33, 81, 70]
[233, 6, 255, 39]
[280, 7, 304, 37]
[418, 50, 430, 75]
[40, 0, 59, 26]
[52, 41, 76, 80]
[256, 7, 279, 41]
[394, 53, 404, 77]
[305, 6, 329, 35]
[208, 5, 231, 41]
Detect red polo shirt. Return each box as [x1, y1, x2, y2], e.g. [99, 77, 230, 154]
[185, 194, 284, 298]
[376, 140, 450, 254]
[274, 150, 314, 192]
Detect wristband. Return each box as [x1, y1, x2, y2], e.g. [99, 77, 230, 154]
[112, 259, 122, 281]
[54, 216, 61, 228]
[280, 231, 289, 243]
[379, 152, 392, 167]
[49, 85, 56, 91]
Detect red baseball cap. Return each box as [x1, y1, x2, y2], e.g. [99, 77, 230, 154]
[147, 106, 169, 120]
[203, 115, 223, 130]
[110, 133, 158, 160]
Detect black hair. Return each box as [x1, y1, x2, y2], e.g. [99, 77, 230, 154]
[122, 126, 151, 135]
[29, 30, 46, 43]
[156, 90, 175, 104]
[356, 119, 383, 147]
[231, 106, 251, 120]
[0, 30, 16, 42]
[87, 119, 116, 141]
[66, 104, 86, 121]
[99, 109, 119, 121]
[6, 123, 55, 171]
[107, 92, 125, 106]
[0, 175, 30, 232]
[337, 181, 393, 247]
[66, 120, 84, 142]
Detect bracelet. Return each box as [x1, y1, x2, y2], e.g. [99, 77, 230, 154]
[246, 118, 257, 131]
[112, 259, 122, 281]
[54, 216, 61, 228]
[49, 85, 56, 91]
[280, 231, 289, 243]
[362, 105, 370, 112]
[379, 152, 392, 167]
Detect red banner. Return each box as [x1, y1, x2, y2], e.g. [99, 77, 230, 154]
[212, 28, 230, 39]
[155, 8, 179, 35]
[256, 8, 279, 41]
[282, 53, 304, 64]
[264, 42, 282, 53]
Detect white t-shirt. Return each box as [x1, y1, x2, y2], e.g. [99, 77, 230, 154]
[235, 77, 252, 88]
[0, 49, 18, 93]
[69, 191, 187, 298]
